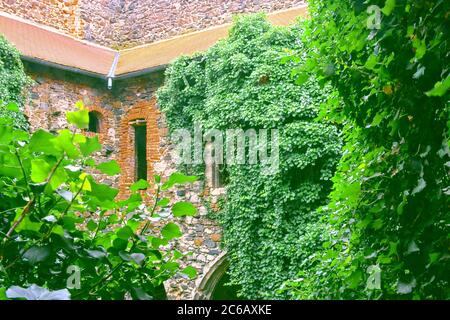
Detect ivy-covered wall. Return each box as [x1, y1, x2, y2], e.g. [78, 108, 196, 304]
[284, 0, 449, 299]
[0, 35, 30, 129]
[157, 15, 342, 299]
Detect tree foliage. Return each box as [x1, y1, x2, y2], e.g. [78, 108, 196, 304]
[283, 0, 449, 299]
[157, 14, 342, 299]
[0, 35, 31, 129]
[0, 103, 197, 300]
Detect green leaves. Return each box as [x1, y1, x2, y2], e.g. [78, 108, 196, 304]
[382, 0, 396, 16]
[161, 223, 182, 240]
[79, 136, 101, 156]
[66, 101, 89, 129]
[23, 246, 50, 265]
[161, 173, 198, 190]
[172, 202, 197, 217]
[30, 159, 52, 183]
[425, 76, 450, 97]
[96, 160, 121, 176]
[181, 266, 197, 279]
[130, 179, 149, 191]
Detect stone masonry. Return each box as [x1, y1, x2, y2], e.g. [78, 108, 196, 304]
[1, 0, 305, 48]
[22, 62, 224, 299]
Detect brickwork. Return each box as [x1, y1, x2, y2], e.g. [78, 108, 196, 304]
[117, 99, 161, 197]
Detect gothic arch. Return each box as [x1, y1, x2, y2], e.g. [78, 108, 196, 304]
[192, 252, 229, 300]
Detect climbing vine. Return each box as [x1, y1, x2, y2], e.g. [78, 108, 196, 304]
[0, 36, 31, 130]
[158, 14, 342, 299]
[283, 0, 449, 299]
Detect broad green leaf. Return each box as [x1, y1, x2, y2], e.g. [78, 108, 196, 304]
[172, 202, 197, 217]
[412, 37, 426, 60]
[79, 136, 101, 156]
[51, 225, 65, 237]
[67, 109, 89, 129]
[15, 216, 42, 233]
[54, 129, 79, 159]
[29, 130, 62, 157]
[5, 102, 19, 112]
[89, 179, 119, 201]
[23, 246, 50, 265]
[0, 288, 7, 300]
[181, 266, 197, 279]
[130, 179, 150, 191]
[31, 159, 52, 183]
[161, 222, 182, 240]
[157, 198, 170, 207]
[87, 220, 98, 232]
[96, 160, 121, 176]
[425, 76, 450, 97]
[117, 226, 134, 240]
[161, 173, 198, 190]
[382, 0, 396, 16]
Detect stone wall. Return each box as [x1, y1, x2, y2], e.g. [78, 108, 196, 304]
[0, 0, 84, 38]
[115, 0, 306, 48]
[23, 62, 224, 299]
[2, 0, 305, 48]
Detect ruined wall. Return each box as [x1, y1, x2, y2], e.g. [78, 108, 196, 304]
[116, 0, 306, 48]
[0, 0, 84, 38]
[24, 63, 224, 299]
[2, 0, 305, 48]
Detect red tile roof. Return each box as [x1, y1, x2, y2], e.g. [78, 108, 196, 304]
[0, 5, 308, 79]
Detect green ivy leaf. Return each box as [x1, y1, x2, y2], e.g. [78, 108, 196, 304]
[117, 226, 134, 240]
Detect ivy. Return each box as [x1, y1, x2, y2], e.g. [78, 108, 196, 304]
[157, 14, 342, 299]
[0, 103, 198, 300]
[0, 36, 31, 130]
[283, 0, 449, 299]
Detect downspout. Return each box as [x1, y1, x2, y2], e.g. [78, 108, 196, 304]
[107, 52, 120, 90]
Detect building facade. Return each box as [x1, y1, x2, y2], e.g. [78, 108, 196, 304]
[0, 0, 307, 299]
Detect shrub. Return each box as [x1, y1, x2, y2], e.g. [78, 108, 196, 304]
[284, 0, 449, 299]
[0, 102, 198, 300]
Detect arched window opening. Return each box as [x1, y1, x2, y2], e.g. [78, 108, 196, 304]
[88, 111, 101, 133]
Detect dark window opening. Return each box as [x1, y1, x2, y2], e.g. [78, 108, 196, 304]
[88, 112, 101, 133]
[212, 164, 227, 189]
[134, 123, 147, 182]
